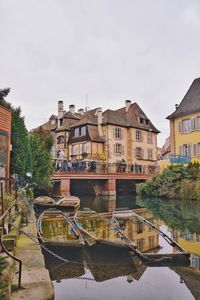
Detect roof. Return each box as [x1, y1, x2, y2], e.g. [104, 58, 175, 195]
[104, 103, 159, 133]
[70, 103, 159, 133]
[167, 77, 200, 119]
[87, 125, 105, 143]
[64, 111, 82, 119]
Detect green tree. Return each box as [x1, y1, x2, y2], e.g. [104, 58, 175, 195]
[10, 107, 29, 176]
[29, 130, 53, 189]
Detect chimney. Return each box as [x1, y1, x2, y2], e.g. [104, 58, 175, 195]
[96, 108, 103, 137]
[58, 100, 64, 118]
[69, 104, 75, 114]
[125, 100, 131, 112]
[78, 108, 84, 115]
[96, 108, 102, 124]
[175, 104, 179, 109]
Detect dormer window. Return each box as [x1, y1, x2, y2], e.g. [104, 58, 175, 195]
[81, 126, 86, 136]
[74, 128, 79, 137]
[50, 119, 56, 125]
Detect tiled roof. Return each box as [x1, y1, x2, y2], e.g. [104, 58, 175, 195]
[64, 111, 81, 119]
[167, 77, 200, 119]
[87, 125, 105, 143]
[103, 103, 159, 133]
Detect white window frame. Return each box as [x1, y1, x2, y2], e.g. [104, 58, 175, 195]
[115, 128, 122, 139]
[71, 144, 78, 155]
[81, 126, 86, 136]
[74, 128, 79, 137]
[81, 143, 87, 153]
[115, 143, 122, 155]
[182, 119, 191, 133]
[147, 149, 153, 159]
[135, 130, 142, 142]
[147, 132, 153, 144]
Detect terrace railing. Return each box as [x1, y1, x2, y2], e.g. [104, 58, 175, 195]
[52, 160, 158, 176]
[169, 155, 191, 164]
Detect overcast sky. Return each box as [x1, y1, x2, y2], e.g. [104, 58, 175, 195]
[1, 0, 200, 146]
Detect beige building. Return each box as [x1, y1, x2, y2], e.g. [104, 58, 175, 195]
[35, 100, 159, 172]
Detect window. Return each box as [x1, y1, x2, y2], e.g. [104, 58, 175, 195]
[115, 143, 123, 155]
[136, 221, 143, 233]
[81, 126, 86, 136]
[197, 117, 200, 130]
[50, 119, 56, 125]
[198, 144, 200, 157]
[81, 143, 87, 153]
[183, 144, 191, 157]
[135, 147, 143, 159]
[115, 128, 122, 139]
[147, 132, 153, 144]
[193, 144, 197, 157]
[74, 128, 79, 137]
[149, 236, 154, 249]
[182, 119, 191, 133]
[147, 149, 153, 159]
[137, 239, 145, 251]
[71, 144, 78, 155]
[135, 130, 142, 142]
[57, 135, 64, 144]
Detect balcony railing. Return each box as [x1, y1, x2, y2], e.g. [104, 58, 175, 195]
[169, 154, 191, 164]
[52, 159, 157, 176]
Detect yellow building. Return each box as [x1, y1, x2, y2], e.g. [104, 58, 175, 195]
[167, 78, 200, 163]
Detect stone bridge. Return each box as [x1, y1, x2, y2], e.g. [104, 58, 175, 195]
[52, 172, 150, 197]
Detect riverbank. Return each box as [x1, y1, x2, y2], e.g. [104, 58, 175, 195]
[11, 208, 54, 300]
[137, 164, 200, 200]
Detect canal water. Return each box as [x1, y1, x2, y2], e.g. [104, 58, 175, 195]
[42, 195, 200, 300]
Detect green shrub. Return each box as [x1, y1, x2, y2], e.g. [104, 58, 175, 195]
[137, 164, 200, 200]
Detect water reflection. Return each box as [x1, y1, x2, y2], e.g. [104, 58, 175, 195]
[41, 195, 200, 300]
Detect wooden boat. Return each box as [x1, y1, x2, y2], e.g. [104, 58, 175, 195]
[37, 209, 84, 248]
[112, 209, 191, 266]
[83, 243, 146, 282]
[74, 209, 191, 266]
[34, 196, 80, 213]
[74, 209, 129, 248]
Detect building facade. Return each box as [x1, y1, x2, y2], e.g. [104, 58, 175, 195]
[0, 105, 12, 188]
[167, 78, 200, 162]
[36, 99, 159, 172]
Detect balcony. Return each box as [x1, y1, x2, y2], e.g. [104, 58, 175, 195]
[169, 154, 191, 164]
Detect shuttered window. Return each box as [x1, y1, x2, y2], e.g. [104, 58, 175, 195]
[191, 118, 196, 131]
[198, 144, 200, 157]
[197, 117, 200, 130]
[193, 144, 197, 157]
[136, 130, 142, 142]
[178, 121, 182, 133]
[114, 143, 124, 155]
[178, 145, 183, 155]
[182, 119, 191, 133]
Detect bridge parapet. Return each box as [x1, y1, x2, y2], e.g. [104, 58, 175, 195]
[52, 160, 157, 176]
